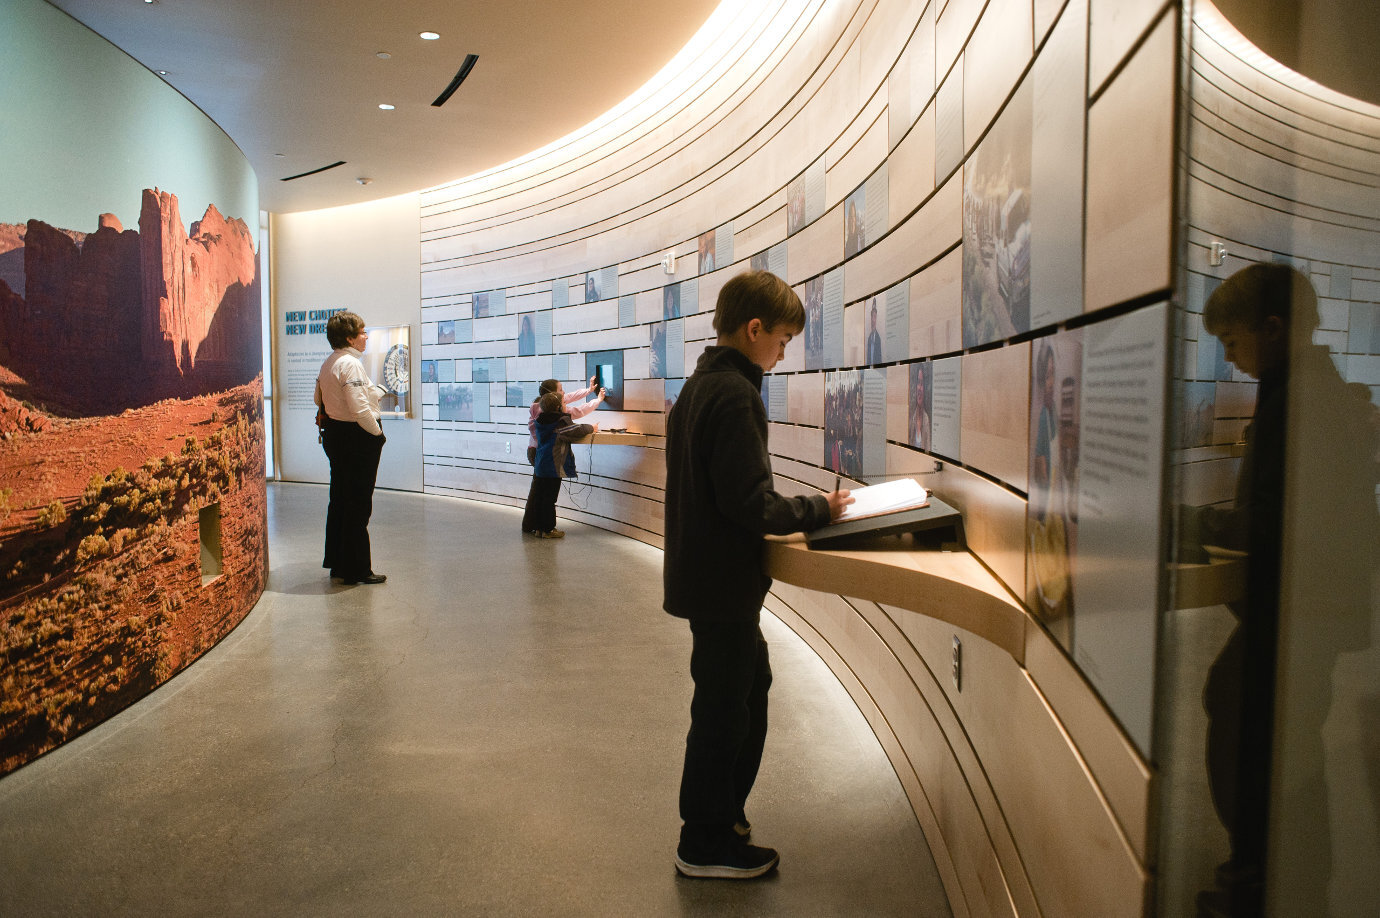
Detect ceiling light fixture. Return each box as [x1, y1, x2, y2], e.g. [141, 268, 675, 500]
[155, 70, 169, 76]
[378, 103, 395, 110]
[419, 31, 440, 40]
[376, 51, 391, 60]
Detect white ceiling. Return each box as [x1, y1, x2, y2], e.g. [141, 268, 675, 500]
[47, 0, 724, 214]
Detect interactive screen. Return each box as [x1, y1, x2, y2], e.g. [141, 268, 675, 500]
[583, 349, 624, 411]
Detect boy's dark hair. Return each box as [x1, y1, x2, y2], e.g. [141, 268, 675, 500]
[539, 378, 560, 395]
[325, 311, 365, 349]
[539, 391, 563, 414]
[1203, 263, 1318, 337]
[713, 270, 804, 336]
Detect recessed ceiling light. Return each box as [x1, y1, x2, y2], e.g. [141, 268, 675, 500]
[274, 153, 286, 158]
[156, 70, 169, 76]
[376, 51, 391, 60]
[378, 103, 395, 110]
[419, 31, 440, 40]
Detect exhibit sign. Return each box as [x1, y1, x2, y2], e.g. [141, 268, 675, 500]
[1070, 302, 1168, 755]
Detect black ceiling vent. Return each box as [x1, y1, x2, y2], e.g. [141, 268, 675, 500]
[280, 161, 347, 181]
[432, 54, 479, 107]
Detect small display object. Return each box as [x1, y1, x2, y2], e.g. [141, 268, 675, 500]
[362, 324, 410, 418]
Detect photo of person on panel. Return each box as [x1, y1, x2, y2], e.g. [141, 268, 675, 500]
[517, 313, 536, 357]
[908, 361, 932, 451]
[803, 276, 824, 370]
[961, 83, 1032, 348]
[824, 369, 863, 477]
[865, 297, 883, 365]
[650, 322, 668, 379]
[844, 186, 865, 259]
[664, 283, 681, 319]
[699, 230, 716, 274]
[584, 271, 601, 303]
[786, 173, 806, 235]
[1025, 331, 1082, 649]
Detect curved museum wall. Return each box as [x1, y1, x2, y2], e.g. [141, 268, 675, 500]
[411, 0, 1179, 914]
[0, 0, 267, 776]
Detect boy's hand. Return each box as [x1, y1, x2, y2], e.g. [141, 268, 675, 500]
[597, 388, 607, 400]
[588, 374, 597, 389]
[592, 422, 600, 432]
[825, 489, 854, 521]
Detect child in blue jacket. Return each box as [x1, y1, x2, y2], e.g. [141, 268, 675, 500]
[521, 391, 596, 538]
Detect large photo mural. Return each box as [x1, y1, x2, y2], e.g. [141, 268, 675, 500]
[0, 1, 265, 776]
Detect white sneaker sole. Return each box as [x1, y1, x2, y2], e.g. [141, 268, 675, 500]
[674, 853, 779, 879]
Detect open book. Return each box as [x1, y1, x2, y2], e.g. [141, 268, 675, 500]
[834, 477, 929, 523]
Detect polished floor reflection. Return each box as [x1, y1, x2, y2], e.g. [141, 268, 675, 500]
[0, 482, 950, 917]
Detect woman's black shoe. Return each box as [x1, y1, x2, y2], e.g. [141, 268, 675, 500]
[343, 573, 386, 585]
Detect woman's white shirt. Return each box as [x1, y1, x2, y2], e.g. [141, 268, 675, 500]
[315, 346, 384, 436]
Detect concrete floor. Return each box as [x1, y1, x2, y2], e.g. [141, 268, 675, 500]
[0, 482, 951, 917]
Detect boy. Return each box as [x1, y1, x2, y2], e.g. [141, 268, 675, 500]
[528, 376, 604, 464]
[664, 270, 852, 879]
[522, 391, 596, 538]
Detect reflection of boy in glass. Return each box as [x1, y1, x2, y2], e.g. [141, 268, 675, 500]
[1186, 264, 1378, 917]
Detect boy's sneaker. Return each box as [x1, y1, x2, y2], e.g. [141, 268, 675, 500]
[538, 529, 565, 539]
[675, 840, 779, 879]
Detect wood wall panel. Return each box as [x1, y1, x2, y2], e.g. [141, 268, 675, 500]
[1089, 0, 1174, 95]
[962, 0, 1034, 145]
[911, 245, 964, 358]
[960, 344, 1031, 492]
[1084, 11, 1176, 311]
[889, 103, 938, 219]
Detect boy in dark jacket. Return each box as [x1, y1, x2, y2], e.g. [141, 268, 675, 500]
[522, 391, 595, 538]
[665, 270, 852, 879]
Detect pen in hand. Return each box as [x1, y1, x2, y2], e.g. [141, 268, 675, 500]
[834, 472, 841, 492]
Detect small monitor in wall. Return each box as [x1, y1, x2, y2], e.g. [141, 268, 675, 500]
[583, 349, 624, 411]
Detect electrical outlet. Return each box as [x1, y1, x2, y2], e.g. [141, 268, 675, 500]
[951, 635, 962, 692]
[505, 441, 511, 454]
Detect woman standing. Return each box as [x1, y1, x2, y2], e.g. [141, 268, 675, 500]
[314, 312, 387, 585]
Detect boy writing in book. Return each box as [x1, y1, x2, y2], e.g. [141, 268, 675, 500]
[664, 270, 853, 879]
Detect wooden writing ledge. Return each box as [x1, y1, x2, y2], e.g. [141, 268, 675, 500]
[764, 534, 1028, 665]
[570, 431, 649, 446]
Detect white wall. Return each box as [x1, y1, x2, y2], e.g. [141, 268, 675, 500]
[271, 193, 423, 491]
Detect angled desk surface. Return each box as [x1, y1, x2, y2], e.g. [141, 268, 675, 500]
[764, 533, 1028, 664]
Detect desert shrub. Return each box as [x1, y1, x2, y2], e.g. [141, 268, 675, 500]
[76, 533, 109, 564]
[36, 500, 67, 527]
[0, 488, 11, 522]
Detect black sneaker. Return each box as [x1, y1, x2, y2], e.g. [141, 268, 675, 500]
[675, 840, 779, 879]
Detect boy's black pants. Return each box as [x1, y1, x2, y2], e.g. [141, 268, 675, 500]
[678, 619, 771, 846]
[521, 475, 561, 532]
